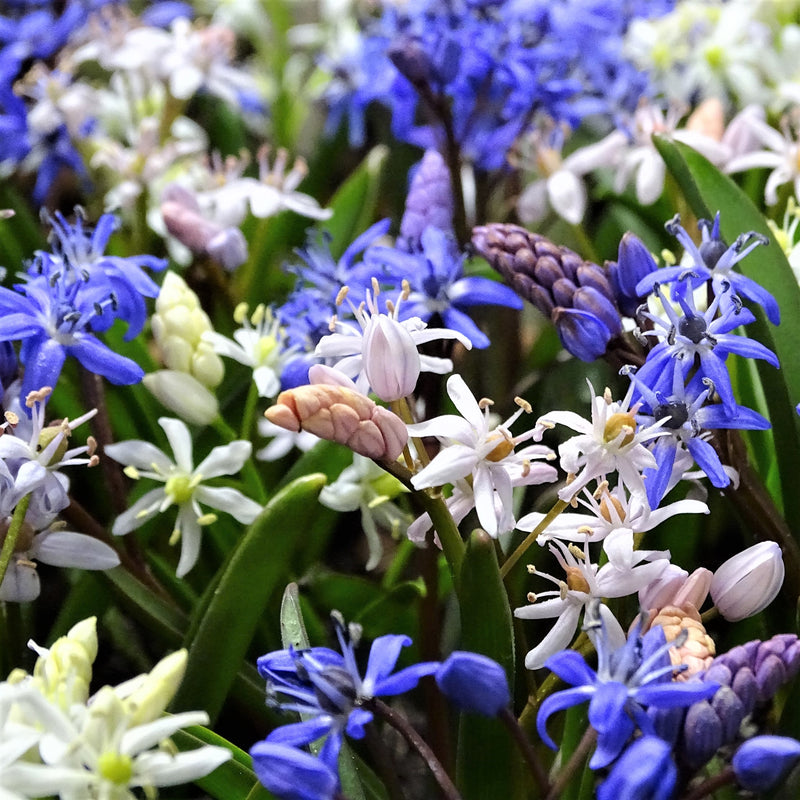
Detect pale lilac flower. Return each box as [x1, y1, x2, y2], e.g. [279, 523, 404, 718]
[540, 382, 666, 502]
[315, 281, 471, 402]
[407, 375, 556, 537]
[710, 541, 784, 621]
[514, 530, 671, 670]
[725, 110, 800, 205]
[105, 418, 261, 577]
[256, 418, 319, 461]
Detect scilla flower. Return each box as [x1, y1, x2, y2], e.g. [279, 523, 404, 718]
[105, 418, 261, 577]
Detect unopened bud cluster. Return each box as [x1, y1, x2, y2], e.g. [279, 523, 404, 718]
[471, 223, 622, 361]
[151, 272, 225, 389]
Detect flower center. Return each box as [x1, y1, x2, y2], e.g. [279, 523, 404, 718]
[165, 474, 195, 504]
[565, 566, 590, 593]
[599, 494, 626, 524]
[256, 334, 279, 365]
[485, 432, 514, 462]
[677, 315, 707, 344]
[654, 401, 689, 430]
[603, 412, 637, 447]
[98, 751, 133, 786]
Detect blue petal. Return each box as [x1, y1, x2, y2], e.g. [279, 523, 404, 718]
[588, 682, 633, 768]
[543, 650, 598, 687]
[537, 686, 595, 750]
[448, 276, 523, 309]
[68, 336, 144, 385]
[686, 437, 729, 488]
[266, 717, 335, 748]
[250, 741, 339, 800]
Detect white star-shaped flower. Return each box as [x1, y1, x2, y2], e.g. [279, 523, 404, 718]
[105, 418, 261, 577]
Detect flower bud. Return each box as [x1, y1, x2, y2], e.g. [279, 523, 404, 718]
[398, 150, 454, 251]
[143, 370, 219, 426]
[683, 699, 724, 768]
[710, 542, 784, 621]
[607, 232, 659, 316]
[435, 652, 510, 716]
[265, 383, 408, 461]
[732, 735, 800, 792]
[124, 649, 188, 725]
[250, 741, 339, 800]
[552, 307, 612, 362]
[362, 315, 421, 401]
[597, 736, 676, 800]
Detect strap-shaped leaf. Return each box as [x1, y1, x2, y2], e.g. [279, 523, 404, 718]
[171, 473, 327, 722]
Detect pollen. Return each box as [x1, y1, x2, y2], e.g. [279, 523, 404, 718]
[599, 493, 626, 523]
[485, 431, 514, 462]
[603, 411, 637, 446]
[565, 566, 590, 594]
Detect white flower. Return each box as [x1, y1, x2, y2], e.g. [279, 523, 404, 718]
[319, 454, 410, 569]
[203, 303, 296, 398]
[407, 374, 556, 537]
[540, 382, 665, 503]
[197, 146, 332, 228]
[514, 530, 671, 669]
[315, 281, 471, 401]
[104, 418, 261, 577]
[724, 110, 800, 205]
[256, 417, 319, 461]
[517, 482, 709, 544]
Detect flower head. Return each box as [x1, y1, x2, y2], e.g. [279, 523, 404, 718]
[104, 417, 261, 577]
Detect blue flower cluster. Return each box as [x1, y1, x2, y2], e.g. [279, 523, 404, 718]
[0, 210, 165, 399]
[275, 149, 522, 386]
[620, 213, 779, 507]
[323, 0, 674, 170]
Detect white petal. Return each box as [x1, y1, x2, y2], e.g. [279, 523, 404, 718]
[445, 374, 483, 429]
[113, 488, 169, 535]
[32, 531, 121, 570]
[121, 711, 210, 755]
[175, 505, 202, 578]
[159, 418, 194, 472]
[547, 170, 586, 225]
[104, 440, 173, 473]
[523, 604, 582, 670]
[194, 441, 252, 478]
[133, 745, 231, 787]
[516, 180, 549, 224]
[410, 445, 479, 489]
[194, 486, 261, 523]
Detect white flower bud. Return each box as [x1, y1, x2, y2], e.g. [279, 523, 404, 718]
[123, 649, 188, 725]
[362, 315, 421, 402]
[144, 370, 219, 426]
[710, 542, 784, 621]
[192, 345, 225, 388]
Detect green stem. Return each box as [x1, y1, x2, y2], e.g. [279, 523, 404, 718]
[501, 499, 568, 579]
[568, 223, 600, 265]
[681, 767, 735, 800]
[0, 495, 31, 588]
[498, 707, 551, 797]
[240, 381, 260, 442]
[544, 726, 596, 800]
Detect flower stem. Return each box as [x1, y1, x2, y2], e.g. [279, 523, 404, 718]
[240, 380, 260, 442]
[682, 766, 735, 800]
[497, 707, 551, 797]
[367, 697, 463, 800]
[212, 416, 268, 504]
[0, 494, 31, 588]
[500, 499, 568, 579]
[544, 725, 596, 800]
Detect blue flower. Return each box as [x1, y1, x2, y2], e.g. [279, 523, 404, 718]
[623, 367, 770, 507]
[0, 259, 144, 398]
[732, 735, 800, 792]
[636, 213, 779, 325]
[537, 602, 719, 769]
[435, 651, 511, 716]
[634, 280, 778, 416]
[367, 226, 522, 348]
[44, 210, 166, 339]
[256, 614, 438, 770]
[597, 735, 677, 800]
[250, 742, 339, 800]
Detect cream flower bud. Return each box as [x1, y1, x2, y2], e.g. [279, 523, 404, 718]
[151, 272, 224, 388]
[362, 315, 421, 401]
[123, 649, 188, 726]
[710, 542, 784, 621]
[143, 370, 219, 426]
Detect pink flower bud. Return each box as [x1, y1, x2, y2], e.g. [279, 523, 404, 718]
[710, 542, 784, 622]
[362, 315, 421, 401]
[265, 384, 408, 461]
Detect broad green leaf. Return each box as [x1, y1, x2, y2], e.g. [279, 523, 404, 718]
[456, 530, 521, 800]
[653, 135, 800, 526]
[171, 473, 326, 722]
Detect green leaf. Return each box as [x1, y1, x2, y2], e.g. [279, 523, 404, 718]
[279, 581, 310, 651]
[324, 145, 389, 259]
[172, 725, 268, 800]
[171, 474, 327, 722]
[456, 530, 520, 800]
[653, 135, 800, 523]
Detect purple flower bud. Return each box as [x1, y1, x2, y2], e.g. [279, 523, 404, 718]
[552, 277, 578, 307]
[597, 736, 677, 800]
[534, 256, 565, 288]
[704, 663, 733, 687]
[711, 686, 745, 741]
[207, 227, 249, 271]
[755, 653, 786, 702]
[576, 263, 615, 304]
[435, 651, 510, 716]
[710, 542, 784, 621]
[552, 307, 612, 361]
[683, 700, 723, 768]
[608, 232, 659, 316]
[730, 666, 757, 714]
[572, 286, 622, 336]
[732, 736, 800, 792]
[398, 150, 454, 251]
[388, 36, 432, 84]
